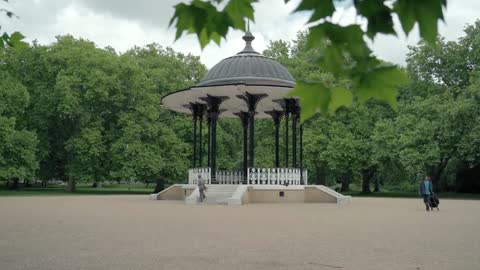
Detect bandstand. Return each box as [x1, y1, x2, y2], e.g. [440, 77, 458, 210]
[162, 30, 307, 186]
[154, 30, 351, 205]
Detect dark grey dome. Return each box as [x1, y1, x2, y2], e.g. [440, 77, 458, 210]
[196, 32, 295, 87]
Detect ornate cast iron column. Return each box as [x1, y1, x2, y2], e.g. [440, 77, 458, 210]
[265, 110, 283, 167]
[184, 103, 202, 168]
[200, 95, 228, 183]
[207, 112, 211, 168]
[300, 122, 304, 184]
[291, 100, 300, 168]
[193, 110, 198, 168]
[198, 104, 205, 167]
[234, 112, 249, 183]
[276, 99, 293, 167]
[238, 93, 266, 168]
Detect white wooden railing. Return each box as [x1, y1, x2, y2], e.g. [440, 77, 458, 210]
[247, 168, 308, 185]
[188, 167, 211, 184]
[188, 167, 308, 185]
[216, 170, 243, 184]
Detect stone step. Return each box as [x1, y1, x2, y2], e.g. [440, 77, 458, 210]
[189, 185, 240, 205]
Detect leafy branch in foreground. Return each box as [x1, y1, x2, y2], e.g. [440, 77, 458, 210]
[170, 0, 447, 120]
[0, 0, 27, 49]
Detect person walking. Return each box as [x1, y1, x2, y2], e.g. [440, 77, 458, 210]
[197, 175, 207, 202]
[419, 175, 434, 211]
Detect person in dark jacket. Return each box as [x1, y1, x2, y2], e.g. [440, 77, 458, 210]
[197, 175, 207, 202]
[419, 175, 434, 211]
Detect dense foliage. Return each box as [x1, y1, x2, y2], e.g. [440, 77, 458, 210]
[269, 22, 480, 192]
[0, 21, 479, 193]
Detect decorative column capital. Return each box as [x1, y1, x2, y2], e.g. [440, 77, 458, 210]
[290, 99, 300, 121]
[233, 111, 249, 128]
[265, 110, 284, 127]
[237, 92, 267, 113]
[200, 94, 228, 112]
[183, 102, 207, 120]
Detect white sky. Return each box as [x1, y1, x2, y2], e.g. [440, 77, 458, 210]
[1, 0, 479, 68]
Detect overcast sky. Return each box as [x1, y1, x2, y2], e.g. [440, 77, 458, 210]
[2, 0, 479, 68]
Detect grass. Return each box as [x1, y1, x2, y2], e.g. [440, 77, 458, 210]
[0, 183, 155, 197]
[343, 191, 480, 200]
[2, 183, 480, 200]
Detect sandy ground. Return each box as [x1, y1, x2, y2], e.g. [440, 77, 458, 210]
[0, 196, 479, 270]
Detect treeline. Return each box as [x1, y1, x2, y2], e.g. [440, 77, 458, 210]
[0, 36, 206, 191]
[263, 21, 480, 193]
[1, 21, 480, 193]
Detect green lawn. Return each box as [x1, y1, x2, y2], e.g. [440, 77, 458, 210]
[343, 191, 480, 200]
[2, 183, 480, 200]
[0, 183, 155, 196]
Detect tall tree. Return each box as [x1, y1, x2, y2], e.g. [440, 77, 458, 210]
[0, 67, 38, 188]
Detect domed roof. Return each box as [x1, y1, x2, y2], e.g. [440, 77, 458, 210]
[196, 32, 295, 87]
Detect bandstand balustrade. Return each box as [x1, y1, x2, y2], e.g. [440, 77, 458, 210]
[188, 167, 308, 185]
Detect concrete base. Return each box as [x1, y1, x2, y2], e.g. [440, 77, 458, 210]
[150, 184, 352, 206]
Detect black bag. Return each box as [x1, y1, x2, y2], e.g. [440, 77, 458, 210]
[430, 194, 440, 210]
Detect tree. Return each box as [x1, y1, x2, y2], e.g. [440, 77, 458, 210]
[0, 69, 38, 188]
[396, 21, 480, 190]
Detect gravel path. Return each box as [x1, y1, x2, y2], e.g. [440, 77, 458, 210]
[0, 196, 479, 270]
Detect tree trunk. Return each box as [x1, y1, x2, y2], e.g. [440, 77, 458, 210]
[65, 176, 76, 192]
[430, 158, 449, 192]
[362, 176, 371, 193]
[361, 168, 375, 193]
[153, 178, 165, 194]
[374, 175, 381, 192]
[340, 175, 350, 192]
[10, 178, 20, 190]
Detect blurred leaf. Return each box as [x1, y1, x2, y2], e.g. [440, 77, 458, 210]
[170, 0, 256, 49]
[8, 31, 27, 49]
[224, 0, 256, 29]
[355, 66, 408, 109]
[393, 0, 446, 44]
[355, 0, 395, 39]
[329, 87, 353, 113]
[295, 0, 335, 22]
[306, 23, 372, 80]
[289, 82, 330, 118]
[288, 82, 353, 119]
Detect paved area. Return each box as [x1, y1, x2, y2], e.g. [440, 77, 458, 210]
[0, 196, 479, 270]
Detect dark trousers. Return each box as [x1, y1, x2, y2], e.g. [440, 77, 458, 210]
[199, 188, 206, 202]
[422, 194, 431, 206]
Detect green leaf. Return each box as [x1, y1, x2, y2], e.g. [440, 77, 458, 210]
[170, 0, 255, 49]
[307, 23, 371, 75]
[8, 31, 27, 49]
[288, 82, 353, 119]
[355, 66, 408, 109]
[329, 87, 353, 113]
[294, 0, 335, 23]
[355, 0, 395, 39]
[393, 0, 446, 44]
[289, 82, 330, 119]
[224, 0, 256, 30]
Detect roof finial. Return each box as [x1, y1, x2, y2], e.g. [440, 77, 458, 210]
[239, 19, 258, 54]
